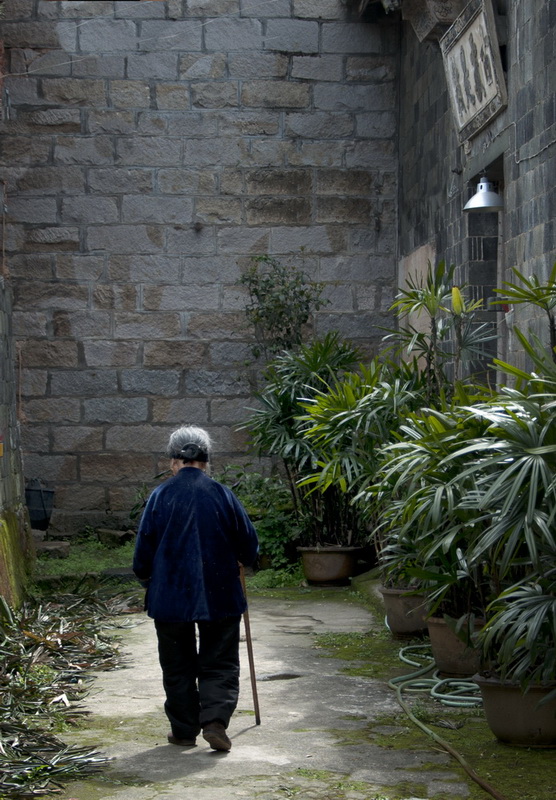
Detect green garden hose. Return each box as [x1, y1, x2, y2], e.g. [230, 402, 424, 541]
[386, 644, 509, 800]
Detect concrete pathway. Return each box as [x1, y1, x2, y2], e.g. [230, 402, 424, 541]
[59, 593, 469, 800]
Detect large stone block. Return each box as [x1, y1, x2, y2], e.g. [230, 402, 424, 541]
[7, 197, 57, 224]
[3, 76, 41, 107]
[127, 52, 180, 80]
[186, 0, 239, 16]
[228, 53, 288, 78]
[120, 369, 180, 396]
[355, 111, 397, 139]
[143, 284, 220, 312]
[1, 21, 68, 48]
[23, 397, 81, 423]
[179, 54, 226, 79]
[185, 311, 247, 340]
[291, 54, 343, 81]
[166, 225, 216, 256]
[12, 311, 49, 337]
[293, 0, 344, 19]
[246, 197, 311, 225]
[138, 21, 203, 52]
[106, 425, 172, 451]
[156, 167, 216, 195]
[40, 1, 113, 18]
[60, 196, 118, 224]
[1, 136, 52, 167]
[114, 312, 182, 339]
[184, 369, 250, 396]
[115, 0, 166, 18]
[42, 78, 106, 106]
[316, 197, 373, 224]
[241, 81, 310, 109]
[346, 55, 397, 82]
[92, 284, 138, 311]
[245, 168, 312, 195]
[24, 227, 80, 251]
[55, 254, 106, 281]
[108, 254, 181, 283]
[87, 110, 135, 135]
[15, 167, 85, 195]
[80, 454, 155, 483]
[84, 341, 141, 368]
[182, 256, 242, 285]
[72, 55, 126, 79]
[14, 281, 89, 311]
[167, 113, 219, 137]
[183, 138, 247, 166]
[151, 397, 209, 424]
[10, 48, 71, 77]
[78, 18, 138, 52]
[108, 80, 151, 108]
[269, 225, 337, 254]
[116, 137, 182, 166]
[87, 225, 164, 254]
[143, 341, 207, 368]
[345, 139, 396, 168]
[314, 83, 395, 112]
[52, 427, 103, 452]
[53, 310, 113, 338]
[88, 168, 153, 194]
[285, 112, 354, 139]
[321, 22, 383, 53]
[18, 340, 79, 368]
[4, 0, 35, 18]
[195, 197, 243, 224]
[23, 108, 82, 132]
[218, 111, 280, 137]
[122, 196, 193, 225]
[264, 19, 319, 52]
[208, 341, 253, 366]
[49, 369, 118, 396]
[210, 397, 252, 424]
[8, 254, 53, 280]
[83, 397, 149, 424]
[18, 369, 48, 396]
[156, 84, 190, 110]
[205, 18, 263, 51]
[316, 168, 375, 195]
[216, 226, 270, 255]
[240, 0, 290, 15]
[286, 140, 345, 167]
[190, 82, 239, 109]
[137, 112, 170, 135]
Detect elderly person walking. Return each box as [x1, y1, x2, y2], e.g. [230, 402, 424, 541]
[133, 425, 259, 752]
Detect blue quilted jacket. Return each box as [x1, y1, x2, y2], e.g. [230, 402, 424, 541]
[133, 467, 259, 622]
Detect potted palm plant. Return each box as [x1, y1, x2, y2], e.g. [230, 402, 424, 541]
[240, 333, 366, 583]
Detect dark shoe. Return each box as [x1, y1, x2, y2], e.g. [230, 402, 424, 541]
[167, 732, 196, 747]
[202, 722, 231, 751]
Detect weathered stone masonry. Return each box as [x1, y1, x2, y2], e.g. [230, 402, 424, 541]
[1, 0, 399, 527]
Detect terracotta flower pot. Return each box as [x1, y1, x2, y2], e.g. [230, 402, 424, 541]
[427, 616, 482, 677]
[474, 675, 556, 747]
[379, 586, 428, 638]
[297, 546, 362, 585]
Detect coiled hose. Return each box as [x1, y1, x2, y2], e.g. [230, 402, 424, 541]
[386, 643, 509, 800]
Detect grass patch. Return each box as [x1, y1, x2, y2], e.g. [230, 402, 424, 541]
[34, 540, 135, 579]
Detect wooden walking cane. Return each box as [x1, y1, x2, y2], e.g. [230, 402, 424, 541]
[239, 565, 261, 725]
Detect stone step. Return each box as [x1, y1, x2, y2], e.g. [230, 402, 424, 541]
[35, 540, 71, 558]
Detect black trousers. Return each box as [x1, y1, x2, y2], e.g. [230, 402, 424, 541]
[154, 616, 241, 740]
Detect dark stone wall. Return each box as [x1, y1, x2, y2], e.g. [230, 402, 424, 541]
[398, 0, 556, 373]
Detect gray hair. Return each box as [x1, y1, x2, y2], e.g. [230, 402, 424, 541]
[166, 425, 212, 462]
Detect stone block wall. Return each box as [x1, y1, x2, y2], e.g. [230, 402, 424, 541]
[397, 0, 555, 374]
[0, 272, 32, 605]
[0, 0, 399, 527]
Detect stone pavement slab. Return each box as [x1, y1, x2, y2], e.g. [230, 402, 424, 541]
[58, 594, 469, 800]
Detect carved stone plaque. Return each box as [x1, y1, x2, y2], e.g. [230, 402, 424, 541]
[402, 0, 466, 42]
[440, 0, 508, 142]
